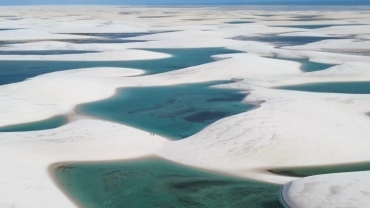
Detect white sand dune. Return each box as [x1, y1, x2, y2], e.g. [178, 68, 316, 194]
[0, 49, 171, 61]
[0, 119, 169, 208]
[281, 171, 370, 208]
[0, 5, 370, 208]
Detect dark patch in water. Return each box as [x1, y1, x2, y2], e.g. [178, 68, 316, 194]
[207, 93, 247, 102]
[139, 16, 172, 18]
[184, 111, 228, 123]
[268, 161, 370, 177]
[7, 18, 22, 20]
[78, 80, 253, 140]
[183, 19, 206, 21]
[256, 14, 276, 17]
[292, 15, 322, 19]
[0, 28, 17, 31]
[234, 35, 342, 47]
[268, 170, 307, 177]
[273, 24, 366, 29]
[0, 15, 17, 18]
[225, 21, 253, 24]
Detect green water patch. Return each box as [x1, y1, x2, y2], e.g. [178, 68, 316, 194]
[77, 80, 254, 140]
[268, 162, 370, 177]
[53, 157, 282, 208]
[268, 57, 335, 72]
[275, 81, 370, 94]
[0, 115, 68, 132]
[0, 47, 241, 85]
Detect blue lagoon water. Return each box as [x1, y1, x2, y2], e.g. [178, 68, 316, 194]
[268, 57, 335, 72]
[0, 50, 98, 55]
[0, 47, 240, 85]
[235, 35, 342, 47]
[53, 157, 282, 208]
[77, 80, 254, 140]
[0, 116, 68, 132]
[276, 81, 370, 94]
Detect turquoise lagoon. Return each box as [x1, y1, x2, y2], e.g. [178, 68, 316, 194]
[276, 81, 370, 94]
[269, 57, 335, 72]
[0, 47, 240, 85]
[0, 115, 68, 132]
[77, 80, 254, 140]
[53, 157, 282, 208]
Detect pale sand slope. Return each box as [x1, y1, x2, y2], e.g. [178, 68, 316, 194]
[159, 87, 370, 184]
[0, 49, 170, 61]
[0, 6, 370, 208]
[0, 119, 169, 208]
[281, 171, 370, 208]
[0, 67, 144, 126]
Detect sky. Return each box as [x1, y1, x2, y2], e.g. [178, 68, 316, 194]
[1, 0, 369, 5]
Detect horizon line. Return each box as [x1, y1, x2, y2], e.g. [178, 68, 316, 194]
[1, 3, 370, 6]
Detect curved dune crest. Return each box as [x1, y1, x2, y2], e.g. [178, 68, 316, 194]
[281, 171, 370, 208]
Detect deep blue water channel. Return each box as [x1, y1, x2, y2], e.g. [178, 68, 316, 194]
[0, 47, 240, 85]
[234, 35, 342, 47]
[276, 81, 370, 94]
